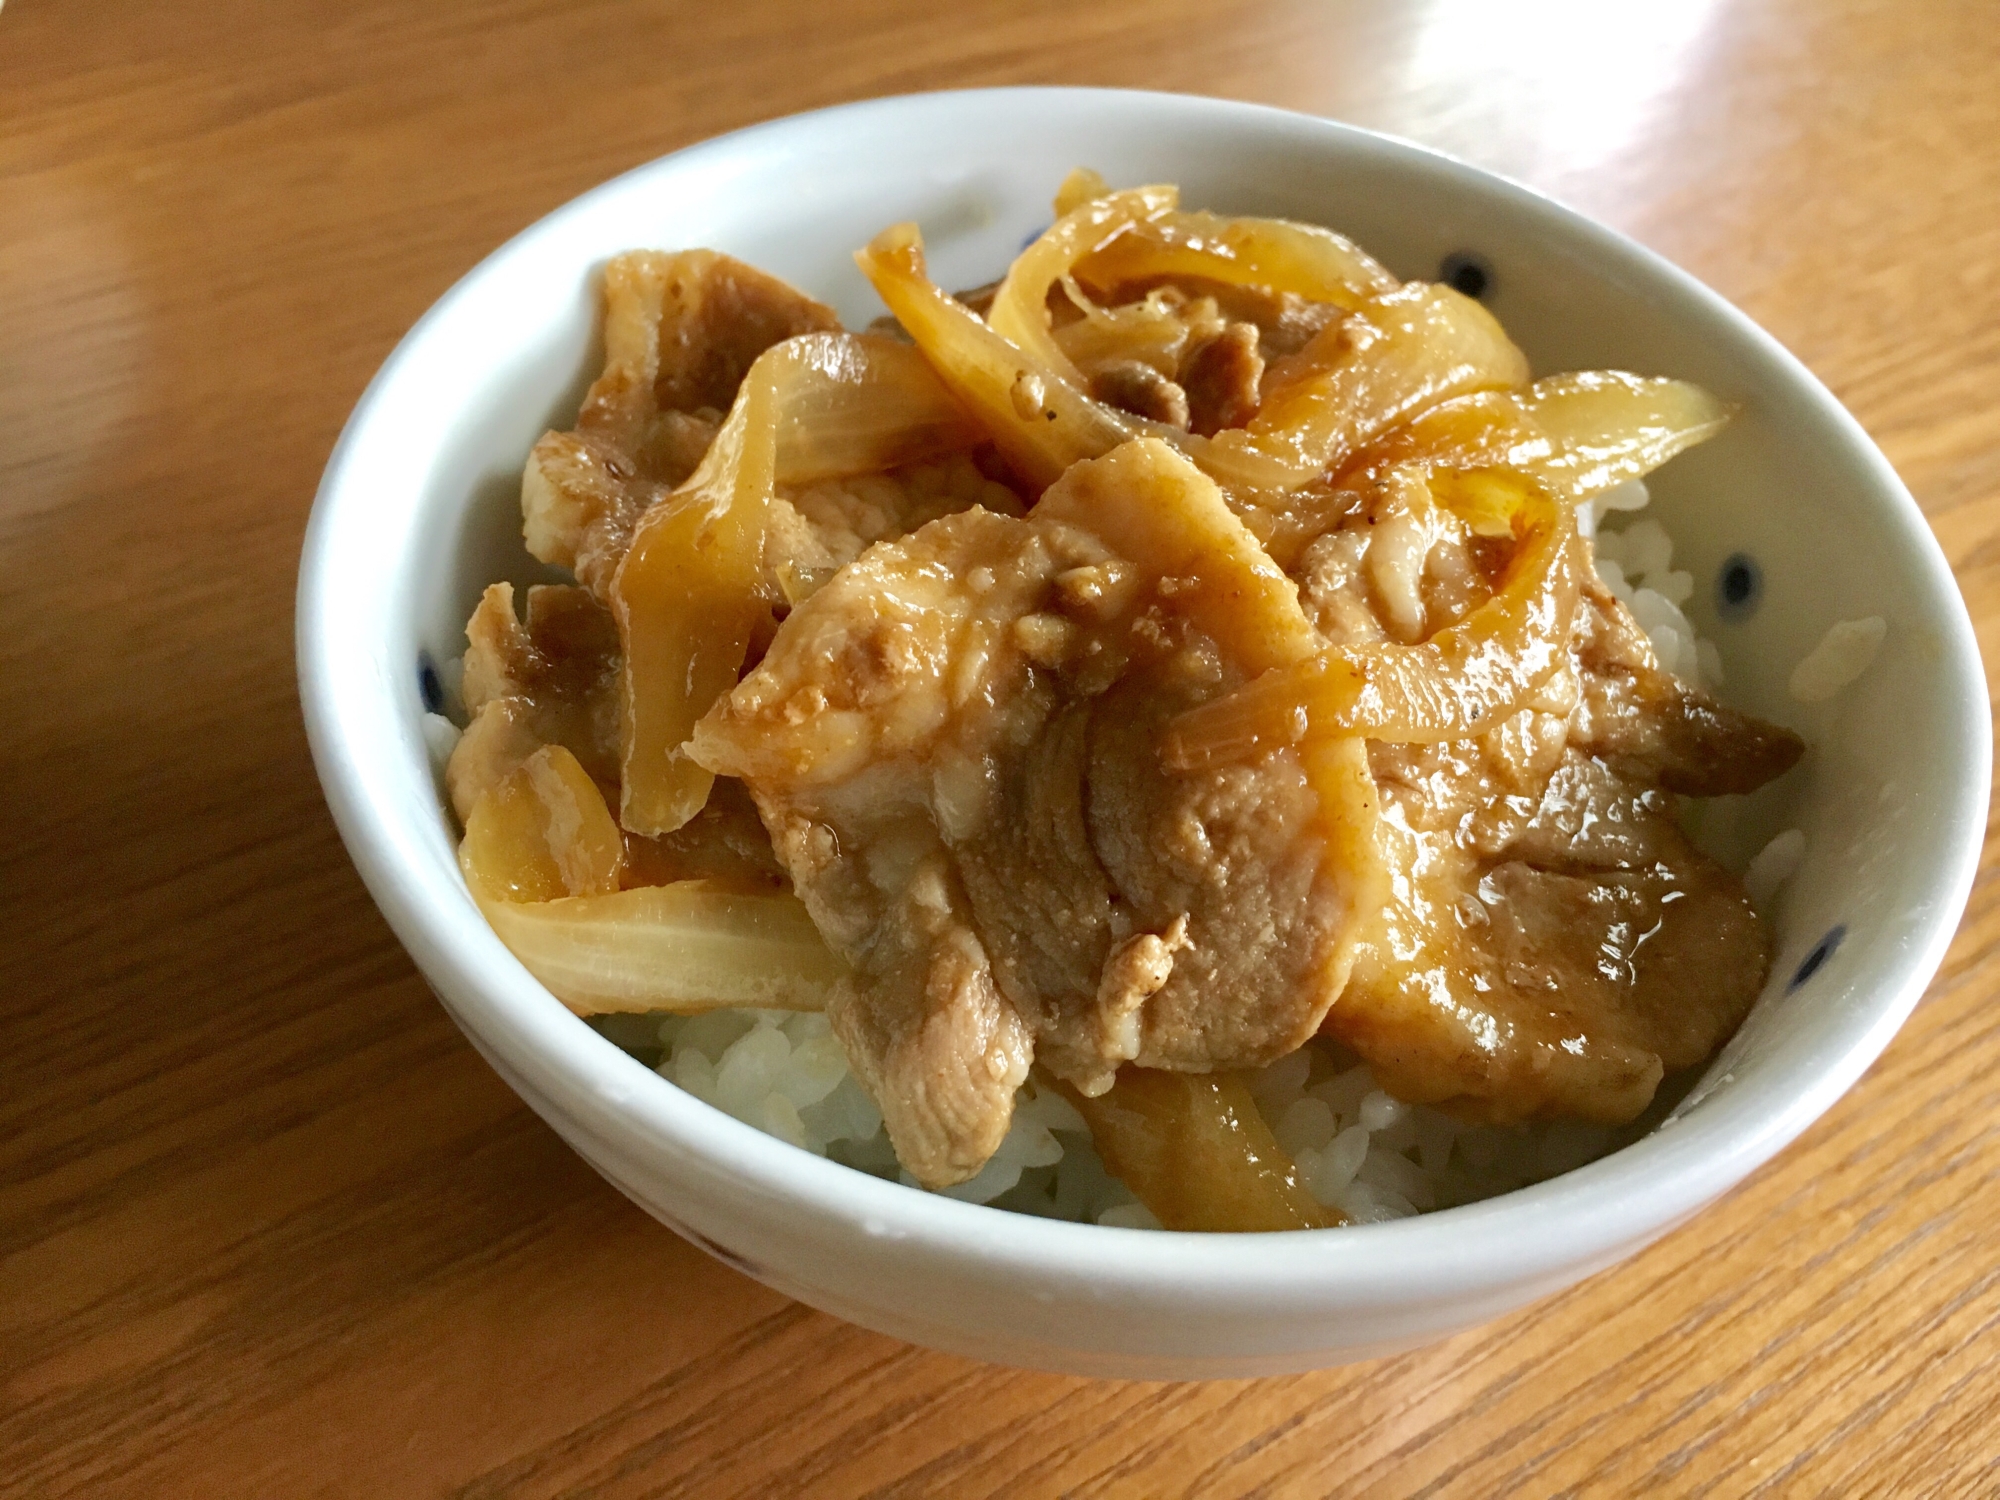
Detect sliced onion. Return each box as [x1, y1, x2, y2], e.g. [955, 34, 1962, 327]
[1059, 1071, 1336, 1232]
[1051, 166, 1113, 217]
[1201, 282, 1532, 497]
[863, 223, 1518, 511]
[1346, 371, 1729, 500]
[460, 743, 624, 903]
[1518, 371, 1730, 497]
[612, 332, 981, 835]
[1165, 469, 1582, 767]
[476, 880, 847, 1016]
[856, 222, 1139, 491]
[1072, 208, 1398, 311]
[771, 334, 985, 481]
[987, 183, 1178, 387]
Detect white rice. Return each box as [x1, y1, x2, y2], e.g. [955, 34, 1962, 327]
[591, 1009, 1635, 1227]
[1245, 1045, 1621, 1223]
[421, 711, 461, 778]
[1576, 475, 1653, 537]
[1789, 616, 1887, 703]
[1588, 484, 1721, 689]
[1744, 827, 1807, 910]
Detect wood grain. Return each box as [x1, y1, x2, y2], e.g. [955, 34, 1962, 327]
[4, 0, 1997, 1494]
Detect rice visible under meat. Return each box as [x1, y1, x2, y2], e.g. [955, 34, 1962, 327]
[421, 712, 461, 777]
[1589, 484, 1721, 689]
[592, 1007, 1642, 1226]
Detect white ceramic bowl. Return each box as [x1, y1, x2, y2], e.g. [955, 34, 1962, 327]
[297, 88, 1988, 1378]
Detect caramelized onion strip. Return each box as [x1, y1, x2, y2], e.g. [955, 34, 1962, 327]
[1072, 208, 1398, 311]
[476, 882, 846, 1016]
[1347, 371, 1730, 500]
[612, 332, 982, 835]
[987, 183, 1178, 386]
[1199, 282, 1532, 496]
[458, 744, 840, 1016]
[460, 743, 625, 903]
[1059, 1071, 1338, 1232]
[1520, 371, 1730, 497]
[857, 221, 1140, 491]
[458, 744, 843, 1014]
[1051, 166, 1114, 217]
[1166, 470, 1581, 768]
[863, 222, 1522, 507]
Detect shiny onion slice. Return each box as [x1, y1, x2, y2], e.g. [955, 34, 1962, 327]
[862, 221, 1520, 512]
[1060, 1071, 1337, 1232]
[768, 334, 987, 481]
[1051, 165, 1114, 217]
[1071, 207, 1399, 313]
[460, 743, 624, 903]
[1165, 469, 1582, 768]
[1347, 371, 1730, 501]
[987, 182, 1179, 386]
[611, 332, 982, 835]
[1519, 371, 1730, 497]
[476, 881, 847, 1016]
[857, 221, 1139, 491]
[460, 748, 842, 1015]
[1049, 294, 1206, 386]
[1199, 282, 1532, 497]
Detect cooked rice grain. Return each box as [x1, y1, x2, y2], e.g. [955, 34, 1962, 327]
[1790, 616, 1887, 703]
[1591, 489, 1718, 689]
[1745, 828, 1807, 910]
[595, 1009, 1629, 1228]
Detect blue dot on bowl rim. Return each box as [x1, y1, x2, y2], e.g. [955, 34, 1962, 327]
[1716, 552, 1763, 621]
[1788, 925, 1846, 992]
[417, 652, 444, 714]
[1020, 224, 1050, 251]
[1439, 251, 1492, 300]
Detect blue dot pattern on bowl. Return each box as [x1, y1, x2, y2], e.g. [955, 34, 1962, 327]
[418, 652, 444, 714]
[1020, 224, 1050, 251]
[1716, 553, 1763, 621]
[1788, 925, 1846, 992]
[1438, 251, 1492, 300]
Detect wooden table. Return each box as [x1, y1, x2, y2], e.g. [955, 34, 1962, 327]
[6, 1, 1997, 1493]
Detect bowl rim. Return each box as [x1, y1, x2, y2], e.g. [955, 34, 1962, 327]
[297, 85, 1990, 1302]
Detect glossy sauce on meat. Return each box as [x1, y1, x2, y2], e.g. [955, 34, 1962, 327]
[1305, 498, 1803, 1121]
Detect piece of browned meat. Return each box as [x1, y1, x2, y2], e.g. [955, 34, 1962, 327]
[522, 251, 840, 596]
[691, 440, 1375, 1186]
[446, 582, 622, 823]
[1567, 579, 1806, 796]
[1089, 358, 1191, 428]
[1178, 321, 1265, 436]
[1098, 274, 1344, 365]
[762, 455, 1026, 609]
[620, 777, 792, 893]
[1323, 578, 1804, 1123]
